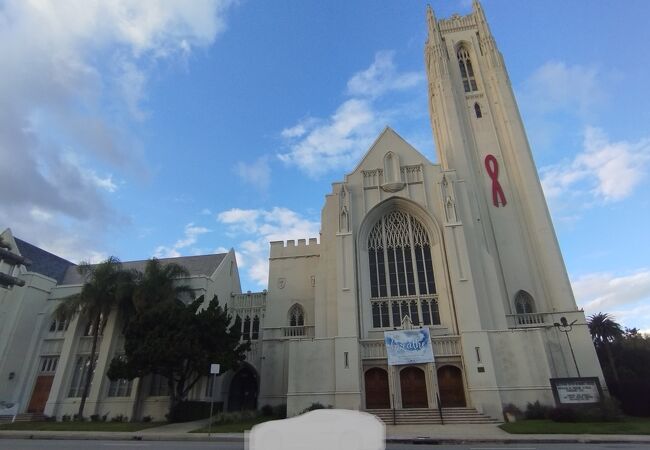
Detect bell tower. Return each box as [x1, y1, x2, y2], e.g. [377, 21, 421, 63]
[425, 1, 576, 321]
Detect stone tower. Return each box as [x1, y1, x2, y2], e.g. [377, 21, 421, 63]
[425, 0, 575, 326]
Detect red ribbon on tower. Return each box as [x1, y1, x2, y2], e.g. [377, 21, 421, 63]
[484, 154, 507, 207]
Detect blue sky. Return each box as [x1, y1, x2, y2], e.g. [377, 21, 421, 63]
[1, 0, 649, 332]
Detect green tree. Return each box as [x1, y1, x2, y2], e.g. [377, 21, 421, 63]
[54, 257, 136, 419]
[131, 258, 194, 312]
[108, 295, 248, 420]
[588, 312, 624, 383]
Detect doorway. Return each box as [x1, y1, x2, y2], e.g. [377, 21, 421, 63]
[437, 365, 466, 407]
[27, 375, 54, 413]
[364, 368, 390, 409]
[399, 366, 428, 408]
[227, 366, 258, 411]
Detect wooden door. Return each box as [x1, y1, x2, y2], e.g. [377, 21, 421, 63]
[364, 368, 390, 409]
[437, 365, 466, 407]
[400, 366, 428, 408]
[27, 375, 54, 413]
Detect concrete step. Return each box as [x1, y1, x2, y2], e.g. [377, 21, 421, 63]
[13, 413, 47, 422]
[366, 407, 499, 425]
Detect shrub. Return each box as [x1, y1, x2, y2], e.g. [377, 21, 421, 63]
[501, 403, 523, 422]
[548, 406, 578, 422]
[260, 404, 274, 417]
[111, 414, 127, 423]
[73, 413, 84, 421]
[90, 414, 100, 422]
[211, 410, 258, 425]
[101, 413, 108, 422]
[525, 401, 552, 420]
[61, 415, 71, 422]
[302, 402, 332, 414]
[142, 415, 153, 423]
[272, 404, 287, 419]
[168, 401, 221, 423]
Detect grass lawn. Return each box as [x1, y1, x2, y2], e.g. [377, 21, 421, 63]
[191, 416, 278, 433]
[500, 418, 650, 435]
[0, 421, 163, 432]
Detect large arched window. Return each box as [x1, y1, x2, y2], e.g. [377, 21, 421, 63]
[368, 210, 440, 328]
[457, 46, 478, 93]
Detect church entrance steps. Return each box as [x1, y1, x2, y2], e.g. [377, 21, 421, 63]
[1, 413, 48, 422]
[366, 407, 499, 425]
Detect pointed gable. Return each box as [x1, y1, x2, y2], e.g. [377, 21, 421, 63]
[347, 127, 435, 178]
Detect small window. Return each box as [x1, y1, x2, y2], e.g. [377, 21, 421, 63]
[108, 378, 132, 397]
[243, 316, 251, 338]
[474, 102, 482, 118]
[251, 316, 260, 340]
[40, 356, 59, 373]
[149, 374, 170, 397]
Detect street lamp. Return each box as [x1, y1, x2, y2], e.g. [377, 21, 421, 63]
[554, 316, 580, 377]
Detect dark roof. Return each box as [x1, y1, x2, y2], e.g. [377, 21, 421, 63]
[14, 238, 76, 283]
[60, 253, 227, 285]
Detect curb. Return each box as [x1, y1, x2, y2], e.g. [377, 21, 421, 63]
[2, 432, 650, 444]
[386, 437, 650, 445]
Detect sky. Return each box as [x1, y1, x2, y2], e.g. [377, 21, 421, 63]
[1, 0, 649, 332]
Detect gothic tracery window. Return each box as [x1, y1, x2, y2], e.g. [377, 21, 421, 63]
[515, 290, 535, 314]
[288, 303, 304, 327]
[457, 46, 478, 93]
[368, 210, 440, 328]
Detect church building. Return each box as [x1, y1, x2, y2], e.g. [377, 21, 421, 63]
[257, 1, 605, 419]
[0, 1, 604, 423]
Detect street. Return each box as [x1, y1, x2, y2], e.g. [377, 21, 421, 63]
[0, 441, 649, 450]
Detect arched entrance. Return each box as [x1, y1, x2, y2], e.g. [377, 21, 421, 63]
[437, 365, 466, 407]
[227, 366, 258, 411]
[364, 368, 390, 409]
[400, 366, 428, 408]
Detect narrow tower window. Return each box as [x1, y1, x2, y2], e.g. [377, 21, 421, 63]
[457, 46, 478, 93]
[474, 102, 482, 118]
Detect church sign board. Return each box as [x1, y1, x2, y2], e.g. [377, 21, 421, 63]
[550, 377, 603, 405]
[384, 328, 435, 366]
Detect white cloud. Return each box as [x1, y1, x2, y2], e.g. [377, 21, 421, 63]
[154, 222, 211, 258]
[572, 269, 650, 331]
[520, 61, 605, 117]
[234, 157, 271, 192]
[0, 0, 236, 262]
[347, 50, 424, 98]
[541, 127, 650, 203]
[217, 207, 320, 286]
[278, 51, 424, 177]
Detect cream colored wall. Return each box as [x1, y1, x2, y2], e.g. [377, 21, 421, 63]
[0, 273, 55, 410]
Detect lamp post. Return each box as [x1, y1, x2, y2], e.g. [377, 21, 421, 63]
[554, 316, 580, 377]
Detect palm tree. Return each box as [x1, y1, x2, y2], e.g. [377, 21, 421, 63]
[116, 258, 193, 420]
[54, 257, 136, 419]
[132, 258, 193, 312]
[588, 312, 623, 383]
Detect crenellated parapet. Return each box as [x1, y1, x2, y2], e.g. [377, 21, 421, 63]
[270, 238, 320, 260]
[438, 13, 476, 33]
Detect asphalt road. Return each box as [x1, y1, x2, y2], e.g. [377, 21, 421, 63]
[0, 441, 649, 450]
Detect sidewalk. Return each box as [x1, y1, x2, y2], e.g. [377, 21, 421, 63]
[1, 421, 650, 444]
